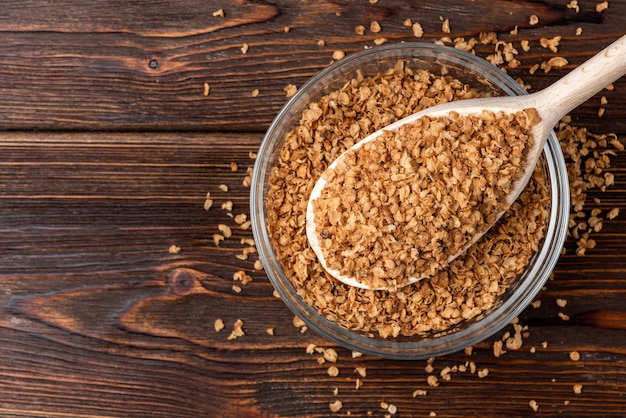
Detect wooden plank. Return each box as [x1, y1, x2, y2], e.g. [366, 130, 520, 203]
[0, 0, 624, 132]
[0, 131, 625, 416]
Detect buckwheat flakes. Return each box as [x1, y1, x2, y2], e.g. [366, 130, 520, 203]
[312, 108, 538, 289]
[284, 84, 297, 98]
[214, 318, 225, 332]
[267, 62, 551, 338]
[226, 319, 245, 340]
[412, 22, 424, 38]
[596, 1, 609, 12]
[329, 400, 343, 412]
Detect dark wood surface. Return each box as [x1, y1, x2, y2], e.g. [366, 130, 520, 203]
[1, 1, 625, 417]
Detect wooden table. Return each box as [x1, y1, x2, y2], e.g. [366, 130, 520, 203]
[1, 1, 625, 417]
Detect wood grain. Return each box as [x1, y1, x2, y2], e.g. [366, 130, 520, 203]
[1, 1, 626, 417]
[1, 131, 625, 417]
[0, 0, 623, 132]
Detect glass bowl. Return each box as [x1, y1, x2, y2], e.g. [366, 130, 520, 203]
[251, 42, 569, 359]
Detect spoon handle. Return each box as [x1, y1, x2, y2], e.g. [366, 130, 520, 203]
[536, 34, 626, 126]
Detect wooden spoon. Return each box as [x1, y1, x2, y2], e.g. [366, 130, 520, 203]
[306, 35, 626, 290]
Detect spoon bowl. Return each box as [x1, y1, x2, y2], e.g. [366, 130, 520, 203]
[307, 34, 626, 290]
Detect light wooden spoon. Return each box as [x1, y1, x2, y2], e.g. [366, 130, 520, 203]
[306, 34, 626, 290]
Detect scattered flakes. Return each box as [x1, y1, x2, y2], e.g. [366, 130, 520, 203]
[203, 82, 210, 96]
[284, 84, 297, 98]
[355, 367, 367, 378]
[370, 21, 381, 33]
[168, 244, 181, 254]
[529, 399, 539, 412]
[570, 351, 581, 361]
[530, 346, 536, 353]
[369, 0, 378, 3]
[493, 340, 505, 358]
[306, 343, 317, 354]
[212, 9, 224, 17]
[329, 400, 343, 413]
[541, 341, 548, 349]
[464, 346, 473, 356]
[324, 348, 339, 363]
[427, 375, 439, 387]
[232, 284, 242, 293]
[596, 1, 609, 12]
[573, 384, 583, 394]
[441, 18, 450, 33]
[430, 412, 437, 417]
[510, 26, 518, 35]
[352, 351, 363, 358]
[214, 318, 225, 332]
[251, 88, 260, 98]
[218, 183, 229, 192]
[403, 19, 413, 27]
[283, 26, 290, 33]
[412, 22, 424, 38]
[413, 389, 428, 397]
[293, 315, 307, 332]
[234, 213, 247, 225]
[233, 270, 253, 285]
[540, 36, 561, 53]
[266, 327, 274, 336]
[317, 40, 326, 46]
[355, 378, 363, 389]
[480, 31, 498, 45]
[387, 403, 398, 415]
[558, 312, 571, 321]
[556, 299, 568, 308]
[204, 192, 213, 211]
[355, 25, 366, 36]
[221, 200, 233, 212]
[213, 234, 225, 247]
[227, 319, 245, 340]
[521, 39, 531, 52]
[253, 259, 264, 271]
[478, 368, 490, 378]
[598, 107, 606, 118]
[469, 362, 476, 374]
[567, 0, 580, 12]
[241, 43, 249, 54]
[230, 161, 239, 172]
[607, 207, 620, 219]
[576, 26, 583, 36]
[541, 56, 568, 73]
[440, 366, 452, 381]
[529, 15, 539, 25]
[530, 299, 542, 308]
[374, 38, 388, 46]
[218, 224, 232, 238]
[332, 50, 346, 60]
[327, 365, 339, 377]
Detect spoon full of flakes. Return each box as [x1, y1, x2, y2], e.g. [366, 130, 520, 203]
[306, 34, 626, 291]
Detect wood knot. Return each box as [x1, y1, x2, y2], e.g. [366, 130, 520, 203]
[168, 268, 204, 296]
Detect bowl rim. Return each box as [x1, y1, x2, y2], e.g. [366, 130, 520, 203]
[251, 42, 570, 359]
